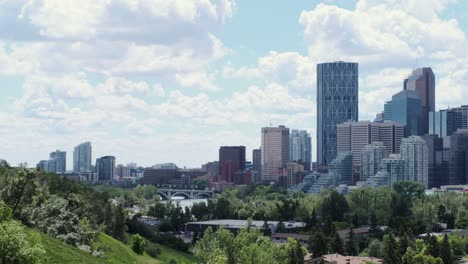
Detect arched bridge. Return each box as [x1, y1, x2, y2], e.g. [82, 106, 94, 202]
[157, 189, 214, 200]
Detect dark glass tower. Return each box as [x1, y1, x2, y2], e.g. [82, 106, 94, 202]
[317, 61, 358, 166]
[219, 146, 246, 182]
[405, 68, 435, 135]
[384, 90, 422, 137]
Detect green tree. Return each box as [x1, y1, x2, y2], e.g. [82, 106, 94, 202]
[427, 235, 439, 258]
[308, 231, 327, 258]
[305, 208, 318, 231]
[285, 238, 306, 264]
[367, 239, 383, 258]
[130, 234, 146, 255]
[383, 234, 401, 264]
[439, 235, 453, 264]
[0, 202, 44, 264]
[329, 232, 345, 255]
[437, 205, 446, 222]
[345, 228, 358, 256]
[319, 189, 349, 222]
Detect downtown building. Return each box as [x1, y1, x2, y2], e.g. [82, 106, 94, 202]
[95, 156, 115, 181]
[252, 148, 262, 183]
[73, 142, 92, 173]
[360, 142, 388, 181]
[289, 129, 312, 170]
[404, 67, 435, 135]
[384, 90, 422, 137]
[261, 126, 289, 182]
[448, 129, 468, 185]
[337, 121, 403, 180]
[400, 136, 429, 187]
[37, 150, 66, 173]
[219, 146, 246, 183]
[429, 109, 463, 137]
[317, 61, 358, 167]
[422, 134, 450, 188]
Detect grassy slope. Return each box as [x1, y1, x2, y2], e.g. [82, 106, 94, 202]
[28, 228, 196, 264]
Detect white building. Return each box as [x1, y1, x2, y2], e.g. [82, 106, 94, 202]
[400, 136, 429, 187]
[360, 142, 388, 181]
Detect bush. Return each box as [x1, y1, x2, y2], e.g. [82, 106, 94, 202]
[129, 234, 146, 255]
[145, 243, 161, 258]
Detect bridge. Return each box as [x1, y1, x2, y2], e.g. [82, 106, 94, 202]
[157, 189, 214, 200]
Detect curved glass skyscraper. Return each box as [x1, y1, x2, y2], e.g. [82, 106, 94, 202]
[317, 62, 358, 167]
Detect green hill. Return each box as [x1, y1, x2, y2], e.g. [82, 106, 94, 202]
[27, 228, 197, 264]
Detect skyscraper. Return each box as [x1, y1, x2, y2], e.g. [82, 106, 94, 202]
[422, 134, 449, 188]
[449, 129, 468, 185]
[73, 142, 92, 173]
[360, 142, 389, 181]
[450, 105, 468, 129]
[378, 154, 406, 187]
[384, 90, 422, 137]
[429, 109, 463, 137]
[400, 136, 429, 187]
[261, 126, 289, 182]
[219, 146, 246, 182]
[96, 156, 115, 181]
[405, 67, 435, 134]
[50, 150, 66, 173]
[289, 129, 312, 170]
[252, 148, 261, 172]
[317, 61, 358, 166]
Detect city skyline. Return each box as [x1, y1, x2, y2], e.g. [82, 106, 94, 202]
[1, 1, 468, 168]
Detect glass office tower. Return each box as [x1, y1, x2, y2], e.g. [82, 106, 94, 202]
[385, 90, 422, 137]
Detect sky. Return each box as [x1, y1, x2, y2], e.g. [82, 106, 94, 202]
[1, 0, 468, 168]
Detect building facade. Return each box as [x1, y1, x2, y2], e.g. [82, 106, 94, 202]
[252, 148, 261, 173]
[384, 90, 422, 137]
[317, 61, 358, 167]
[73, 142, 92, 173]
[261, 126, 290, 182]
[360, 142, 389, 181]
[379, 154, 406, 186]
[289, 130, 312, 170]
[449, 129, 468, 185]
[405, 67, 435, 135]
[422, 134, 449, 188]
[337, 121, 403, 179]
[202, 161, 220, 176]
[219, 146, 246, 183]
[450, 105, 468, 129]
[429, 109, 463, 137]
[400, 136, 429, 187]
[50, 150, 66, 173]
[96, 156, 115, 181]
[328, 151, 354, 185]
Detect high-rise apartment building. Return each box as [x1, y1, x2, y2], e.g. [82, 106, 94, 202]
[449, 129, 468, 185]
[50, 150, 66, 173]
[289, 130, 312, 170]
[405, 67, 435, 134]
[317, 61, 358, 166]
[378, 154, 406, 186]
[73, 142, 92, 173]
[219, 146, 246, 182]
[429, 109, 463, 137]
[337, 121, 403, 179]
[261, 126, 289, 182]
[400, 136, 429, 187]
[202, 161, 220, 176]
[384, 90, 422, 137]
[96, 156, 115, 181]
[360, 142, 389, 181]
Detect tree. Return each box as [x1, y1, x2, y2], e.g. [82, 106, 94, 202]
[427, 235, 439, 258]
[306, 208, 318, 231]
[0, 202, 44, 264]
[285, 238, 306, 264]
[147, 202, 166, 219]
[319, 189, 349, 222]
[392, 181, 425, 199]
[369, 212, 380, 238]
[437, 205, 447, 223]
[345, 228, 358, 256]
[130, 234, 146, 255]
[383, 234, 401, 264]
[367, 239, 383, 258]
[439, 235, 453, 264]
[110, 203, 128, 240]
[308, 231, 327, 258]
[329, 232, 345, 255]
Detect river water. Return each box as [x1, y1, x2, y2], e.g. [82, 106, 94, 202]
[161, 197, 208, 208]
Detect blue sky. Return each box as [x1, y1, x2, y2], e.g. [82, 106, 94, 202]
[1, 0, 468, 168]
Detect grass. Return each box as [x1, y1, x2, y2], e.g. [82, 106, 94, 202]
[27, 227, 198, 264]
[152, 243, 198, 264]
